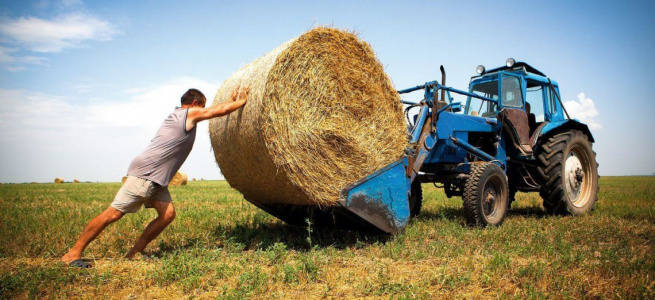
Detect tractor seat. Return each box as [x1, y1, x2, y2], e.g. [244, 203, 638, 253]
[528, 113, 537, 133]
[498, 109, 533, 155]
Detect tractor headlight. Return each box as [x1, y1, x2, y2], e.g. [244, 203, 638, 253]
[506, 58, 516, 67]
[476, 65, 485, 74]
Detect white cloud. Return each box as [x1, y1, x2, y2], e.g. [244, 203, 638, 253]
[563, 92, 602, 130]
[67, 82, 111, 94]
[6, 66, 26, 72]
[0, 77, 221, 183]
[0, 46, 48, 70]
[0, 13, 118, 53]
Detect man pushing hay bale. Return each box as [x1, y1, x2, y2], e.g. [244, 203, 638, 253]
[63, 86, 248, 267]
[209, 27, 407, 207]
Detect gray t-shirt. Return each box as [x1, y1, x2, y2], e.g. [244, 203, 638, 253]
[127, 107, 196, 186]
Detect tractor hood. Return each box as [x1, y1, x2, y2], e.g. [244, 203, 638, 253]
[436, 112, 500, 137]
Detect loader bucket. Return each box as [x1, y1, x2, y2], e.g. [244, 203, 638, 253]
[337, 157, 411, 234]
[247, 158, 411, 234]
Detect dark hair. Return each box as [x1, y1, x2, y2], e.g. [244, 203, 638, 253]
[181, 89, 206, 105]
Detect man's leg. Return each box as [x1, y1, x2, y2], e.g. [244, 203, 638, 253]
[61, 207, 125, 264]
[125, 200, 176, 259]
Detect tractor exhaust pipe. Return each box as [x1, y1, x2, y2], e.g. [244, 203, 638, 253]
[432, 65, 448, 122]
[440, 65, 446, 102]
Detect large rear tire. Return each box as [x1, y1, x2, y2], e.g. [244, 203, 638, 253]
[536, 130, 598, 215]
[463, 163, 509, 227]
[409, 180, 422, 218]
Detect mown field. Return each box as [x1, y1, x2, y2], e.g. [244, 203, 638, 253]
[0, 176, 653, 299]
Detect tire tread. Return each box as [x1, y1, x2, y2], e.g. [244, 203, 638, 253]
[536, 130, 598, 215]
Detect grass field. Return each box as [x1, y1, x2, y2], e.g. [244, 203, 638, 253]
[1, 176, 653, 299]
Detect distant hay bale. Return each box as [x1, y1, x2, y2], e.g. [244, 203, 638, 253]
[122, 176, 127, 183]
[169, 171, 188, 186]
[73, 179, 80, 183]
[54, 177, 64, 184]
[192, 178, 196, 181]
[31, 182, 37, 184]
[209, 27, 407, 206]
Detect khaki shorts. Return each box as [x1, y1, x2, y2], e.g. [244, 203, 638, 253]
[111, 176, 172, 213]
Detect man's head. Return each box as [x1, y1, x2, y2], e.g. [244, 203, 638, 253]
[181, 89, 206, 108]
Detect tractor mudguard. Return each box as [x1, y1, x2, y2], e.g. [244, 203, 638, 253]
[538, 119, 595, 143]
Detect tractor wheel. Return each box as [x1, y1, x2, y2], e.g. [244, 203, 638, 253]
[409, 180, 422, 218]
[536, 130, 598, 215]
[463, 163, 509, 227]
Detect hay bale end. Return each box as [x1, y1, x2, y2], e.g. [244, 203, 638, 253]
[209, 27, 407, 207]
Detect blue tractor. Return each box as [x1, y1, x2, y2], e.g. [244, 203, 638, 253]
[253, 58, 599, 234]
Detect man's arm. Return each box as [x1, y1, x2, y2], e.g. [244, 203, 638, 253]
[186, 86, 248, 131]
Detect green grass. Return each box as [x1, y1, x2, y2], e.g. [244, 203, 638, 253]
[0, 177, 653, 299]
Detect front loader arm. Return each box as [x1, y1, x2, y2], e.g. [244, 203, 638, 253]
[403, 83, 460, 183]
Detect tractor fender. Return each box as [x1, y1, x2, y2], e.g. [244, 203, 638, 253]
[536, 119, 595, 145]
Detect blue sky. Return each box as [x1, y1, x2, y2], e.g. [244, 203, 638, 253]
[0, 0, 653, 183]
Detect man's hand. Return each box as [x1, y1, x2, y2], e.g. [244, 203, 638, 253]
[230, 86, 250, 102]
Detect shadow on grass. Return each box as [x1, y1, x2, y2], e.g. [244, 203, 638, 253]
[211, 221, 391, 252]
[508, 205, 550, 218]
[414, 203, 550, 223]
[213, 204, 551, 253]
[149, 222, 390, 257]
[151, 205, 553, 257]
[154, 237, 207, 255]
[414, 207, 464, 222]
[217, 203, 550, 252]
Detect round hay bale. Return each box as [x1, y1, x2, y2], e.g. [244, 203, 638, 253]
[209, 27, 407, 206]
[54, 177, 64, 184]
[170, 171, 188, 186]
[122, 176, 127, 183]
[73, 179, 80, 184]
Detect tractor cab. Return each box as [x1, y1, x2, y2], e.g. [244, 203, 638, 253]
[464, 59, 567, 156]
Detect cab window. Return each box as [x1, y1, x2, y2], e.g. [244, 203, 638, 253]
[467, 80, 498, 118]
[546, 85, 559, 118]
[525, 81, 545, 122]
[501, 76, 523, 108]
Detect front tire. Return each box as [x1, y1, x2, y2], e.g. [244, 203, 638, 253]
[536, 130, 598, 215]
[463, 163, 509, 227]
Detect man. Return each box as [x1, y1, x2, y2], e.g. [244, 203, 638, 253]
[62, 86, 248, 268]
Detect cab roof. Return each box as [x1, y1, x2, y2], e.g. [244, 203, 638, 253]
[482, 61, 546, 77]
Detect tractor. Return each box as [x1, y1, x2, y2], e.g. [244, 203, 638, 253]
[251, 58, 599, 234]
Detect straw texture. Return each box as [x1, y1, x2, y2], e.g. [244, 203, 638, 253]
[209, 27, 407, 206]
